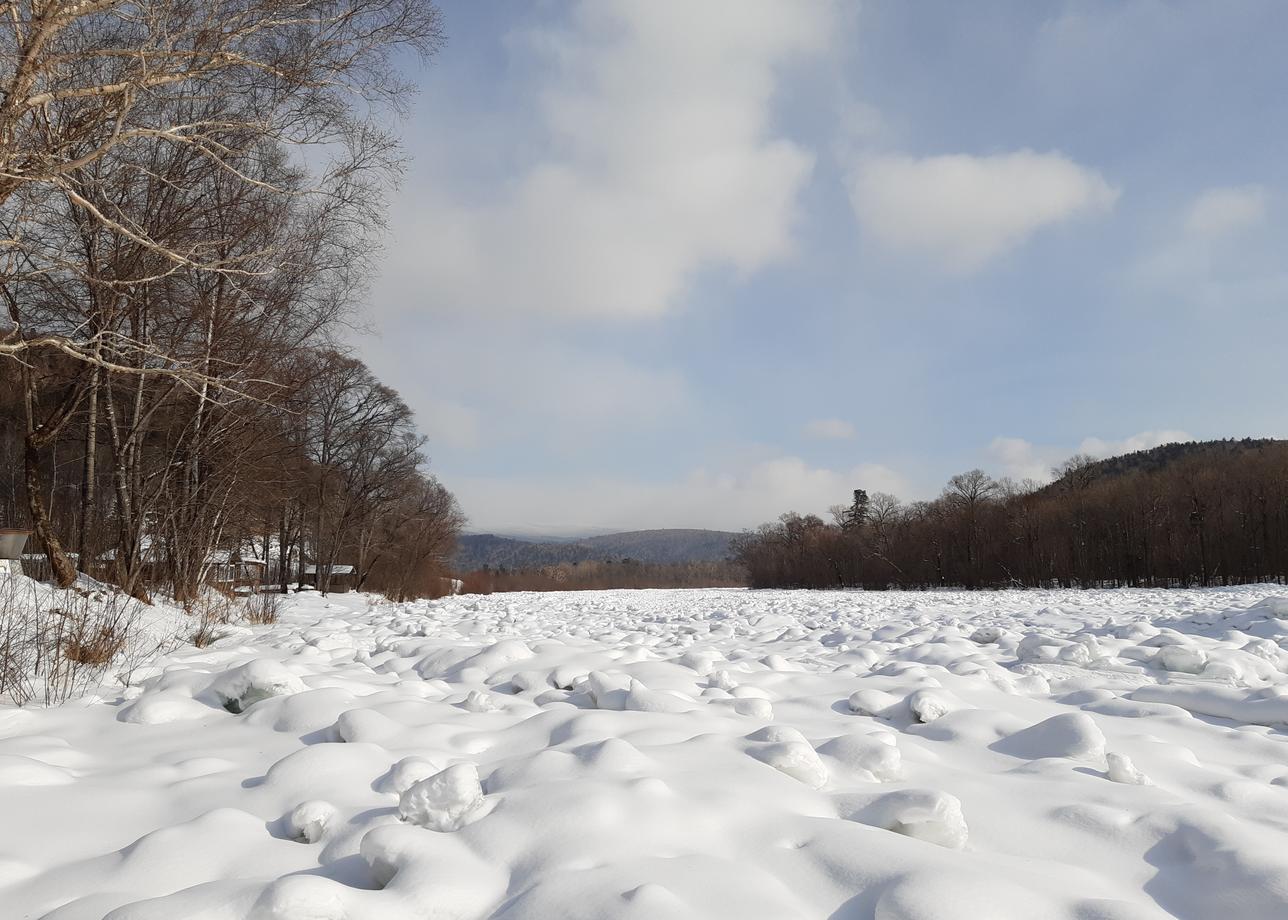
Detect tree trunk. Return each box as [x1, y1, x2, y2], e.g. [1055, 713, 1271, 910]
[278, 504, 293, 594]
[25, 438, 76, 588]
[22, 364, 79, 588]
[77, 365, 100, 570]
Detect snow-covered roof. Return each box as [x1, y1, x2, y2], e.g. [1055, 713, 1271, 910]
[97, 536, 159, 562]
[303, 565, 355, 576]
[206, 550, 267, 566]
[95, 540, 267, 566]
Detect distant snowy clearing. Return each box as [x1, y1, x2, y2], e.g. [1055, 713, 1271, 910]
[6, 586, 1288, 919]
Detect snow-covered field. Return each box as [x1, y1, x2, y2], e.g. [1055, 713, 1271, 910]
[6, 585, 1288, 919]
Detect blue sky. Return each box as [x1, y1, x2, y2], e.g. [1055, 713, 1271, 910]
[357, 0, 1288, 535]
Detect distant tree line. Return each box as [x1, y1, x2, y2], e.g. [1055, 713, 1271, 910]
[455, 530, 737, 571]
[0, 1, 462, 603]
[733, 441, 1288, 590]
[461, 559, 747, 594]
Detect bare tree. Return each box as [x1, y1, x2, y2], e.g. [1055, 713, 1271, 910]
[1, 1, 441, 584]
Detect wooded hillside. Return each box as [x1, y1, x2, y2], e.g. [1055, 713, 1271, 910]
[735, 439, 1288, 590]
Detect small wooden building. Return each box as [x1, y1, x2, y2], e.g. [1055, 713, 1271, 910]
[206, 552, 267, 593]
[301, 564, 356, 593]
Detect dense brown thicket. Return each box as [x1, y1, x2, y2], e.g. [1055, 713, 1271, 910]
[734, 442, 1288, 590]
[0, 1, 462, 602]
[461, 560, 748, 594]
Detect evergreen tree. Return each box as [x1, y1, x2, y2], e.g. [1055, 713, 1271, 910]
[843, 489, 870, 532]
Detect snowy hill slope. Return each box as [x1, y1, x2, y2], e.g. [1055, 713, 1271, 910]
[5, 586, 1288, 917]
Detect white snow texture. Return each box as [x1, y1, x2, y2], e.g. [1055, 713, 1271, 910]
[5, 585, 1288, 918]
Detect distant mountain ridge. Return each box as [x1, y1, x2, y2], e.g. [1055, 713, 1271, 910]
[455, 528, 739, 571]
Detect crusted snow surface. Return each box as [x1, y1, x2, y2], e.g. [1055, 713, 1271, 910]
[6, 586, 1288, 918]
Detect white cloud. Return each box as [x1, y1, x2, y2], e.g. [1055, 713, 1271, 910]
[1184, 185, 1267, 237]
[803, 418, 856, 440]
[987, 437, 1057, 484]
[989, 429, 1192, 485]
[357, 333, 691, 452]
[454, 456, 908, 535]
[399, 0, 834, 319]
[1078, 429, 1190, 458]
[1130, 185, 1284, 309]
[848, 150, 1119, 271]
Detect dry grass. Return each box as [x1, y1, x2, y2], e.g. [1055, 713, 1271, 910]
[0, 575, 149, 705]
[63, 620, 128, 665]
[243, 589, 281, 625]
[190, 622, 225, 648]
[458, 571, 494, 595]
[185, 590, 236, 649]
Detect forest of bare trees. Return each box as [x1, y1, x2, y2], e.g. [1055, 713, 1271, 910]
[734, 440, 1288, 591]
[0, 1, 463, 602]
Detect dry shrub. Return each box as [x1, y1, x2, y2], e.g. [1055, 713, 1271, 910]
[190, 622, 224, 648]
[0, 575, 148, 705]
[242, 589, 282, 625]
[186, 590, 236, 648]
[421, 574, 462, 600]
[458, 571, 494, 596]
[63, 620, 128, 665]
[372, 564, 463, 602]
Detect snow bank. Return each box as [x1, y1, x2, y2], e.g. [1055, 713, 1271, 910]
[0, 571, 190, 706]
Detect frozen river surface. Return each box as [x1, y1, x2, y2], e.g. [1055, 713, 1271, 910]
[6, 585, 1288, 919]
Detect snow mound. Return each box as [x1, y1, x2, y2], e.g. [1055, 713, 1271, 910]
[746, 727, 829, 788]
[970, 626, 1005, 644]
[907, 688, 970, 723]
[118, 691, 213, 725]
[992, 712, 1107, 764]
[284, 800, 337, 843]
[398, 762, 488, 831]
[848, 687, 901, 717]
[1250, 596, 1288, 619]
[459, 689, 502, 712]
[1156, 644, 1208, 674]
[207, 659, 307, 713]
[0, 754, 73, 786]
[847, 788, 969, 849]
[817, 731, 903, 782]
[377, 756, 441, 796]
[1106, 753, 1151, 786]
